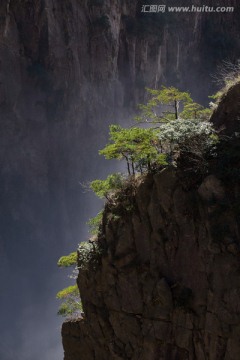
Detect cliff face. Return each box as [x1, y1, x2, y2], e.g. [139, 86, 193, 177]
[0, 0, 240, 358]
[62, 84, 240, 360]
[1, 0, 239, 259]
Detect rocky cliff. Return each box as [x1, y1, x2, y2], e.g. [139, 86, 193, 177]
[0, 0, 240, 358]
[62, 83, 240, 359]
[1, 0, 240, 259]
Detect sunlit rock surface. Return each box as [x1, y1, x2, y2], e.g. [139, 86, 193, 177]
[62, 83, 240, 359]
[1, 0, 239, 256]
[0, 0, 239, 358]
[0, 0, 240, 254]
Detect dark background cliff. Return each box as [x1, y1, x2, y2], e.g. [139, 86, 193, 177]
[0, 0, 239, 359]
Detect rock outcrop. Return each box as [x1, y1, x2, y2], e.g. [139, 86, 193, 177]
[0, 0, 239, 358]
[62, 83, 240, 359]
[1, 0, 239, 258]
[211, 82, 240, 136]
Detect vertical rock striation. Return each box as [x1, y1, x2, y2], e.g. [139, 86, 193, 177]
[62, 82, 240, 359]
[0, 0, 239, 258]
[0, 0, 239, 357]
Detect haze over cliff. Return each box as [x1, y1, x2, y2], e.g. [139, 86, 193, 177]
[0, 0, 239, 359]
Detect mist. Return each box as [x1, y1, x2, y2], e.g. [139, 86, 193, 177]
[0, 1, 239, 359]
[0, 148, 114, 359]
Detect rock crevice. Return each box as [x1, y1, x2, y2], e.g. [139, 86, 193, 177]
[62, 168, 240, 360]
[62, 84, 240, 359]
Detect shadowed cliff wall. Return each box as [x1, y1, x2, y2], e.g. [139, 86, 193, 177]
[0, 0, 239, 358]
[62, 82, 240, 360]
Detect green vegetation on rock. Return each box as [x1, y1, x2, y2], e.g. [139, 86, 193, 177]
[57, 285, 82, 318]
[99, 87, 215, 174]
[78, 240, 104, 271]
[90, 173, 124, 199]
[57, 251, 80, 318]
[57, 85, 217, 319]
[136, 86, 193, 123]
[99, 126, 167, 175]
[87, 210, 104, 235]
[57, 252, 77, 267]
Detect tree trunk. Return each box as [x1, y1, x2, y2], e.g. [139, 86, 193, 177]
[174, 100, 179, 119]
[131, 161, 135, 176]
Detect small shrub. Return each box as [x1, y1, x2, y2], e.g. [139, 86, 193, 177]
[100, 126, 167, 175]
[57, 285, 79, 299]
[57, 252, 77, 267]
[87, 210, 104, 235]
[57, 253, 80, 317]
[56, 285, 82, 318]
[90, 173, 125, 200]
[78, 240, 104, 271]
